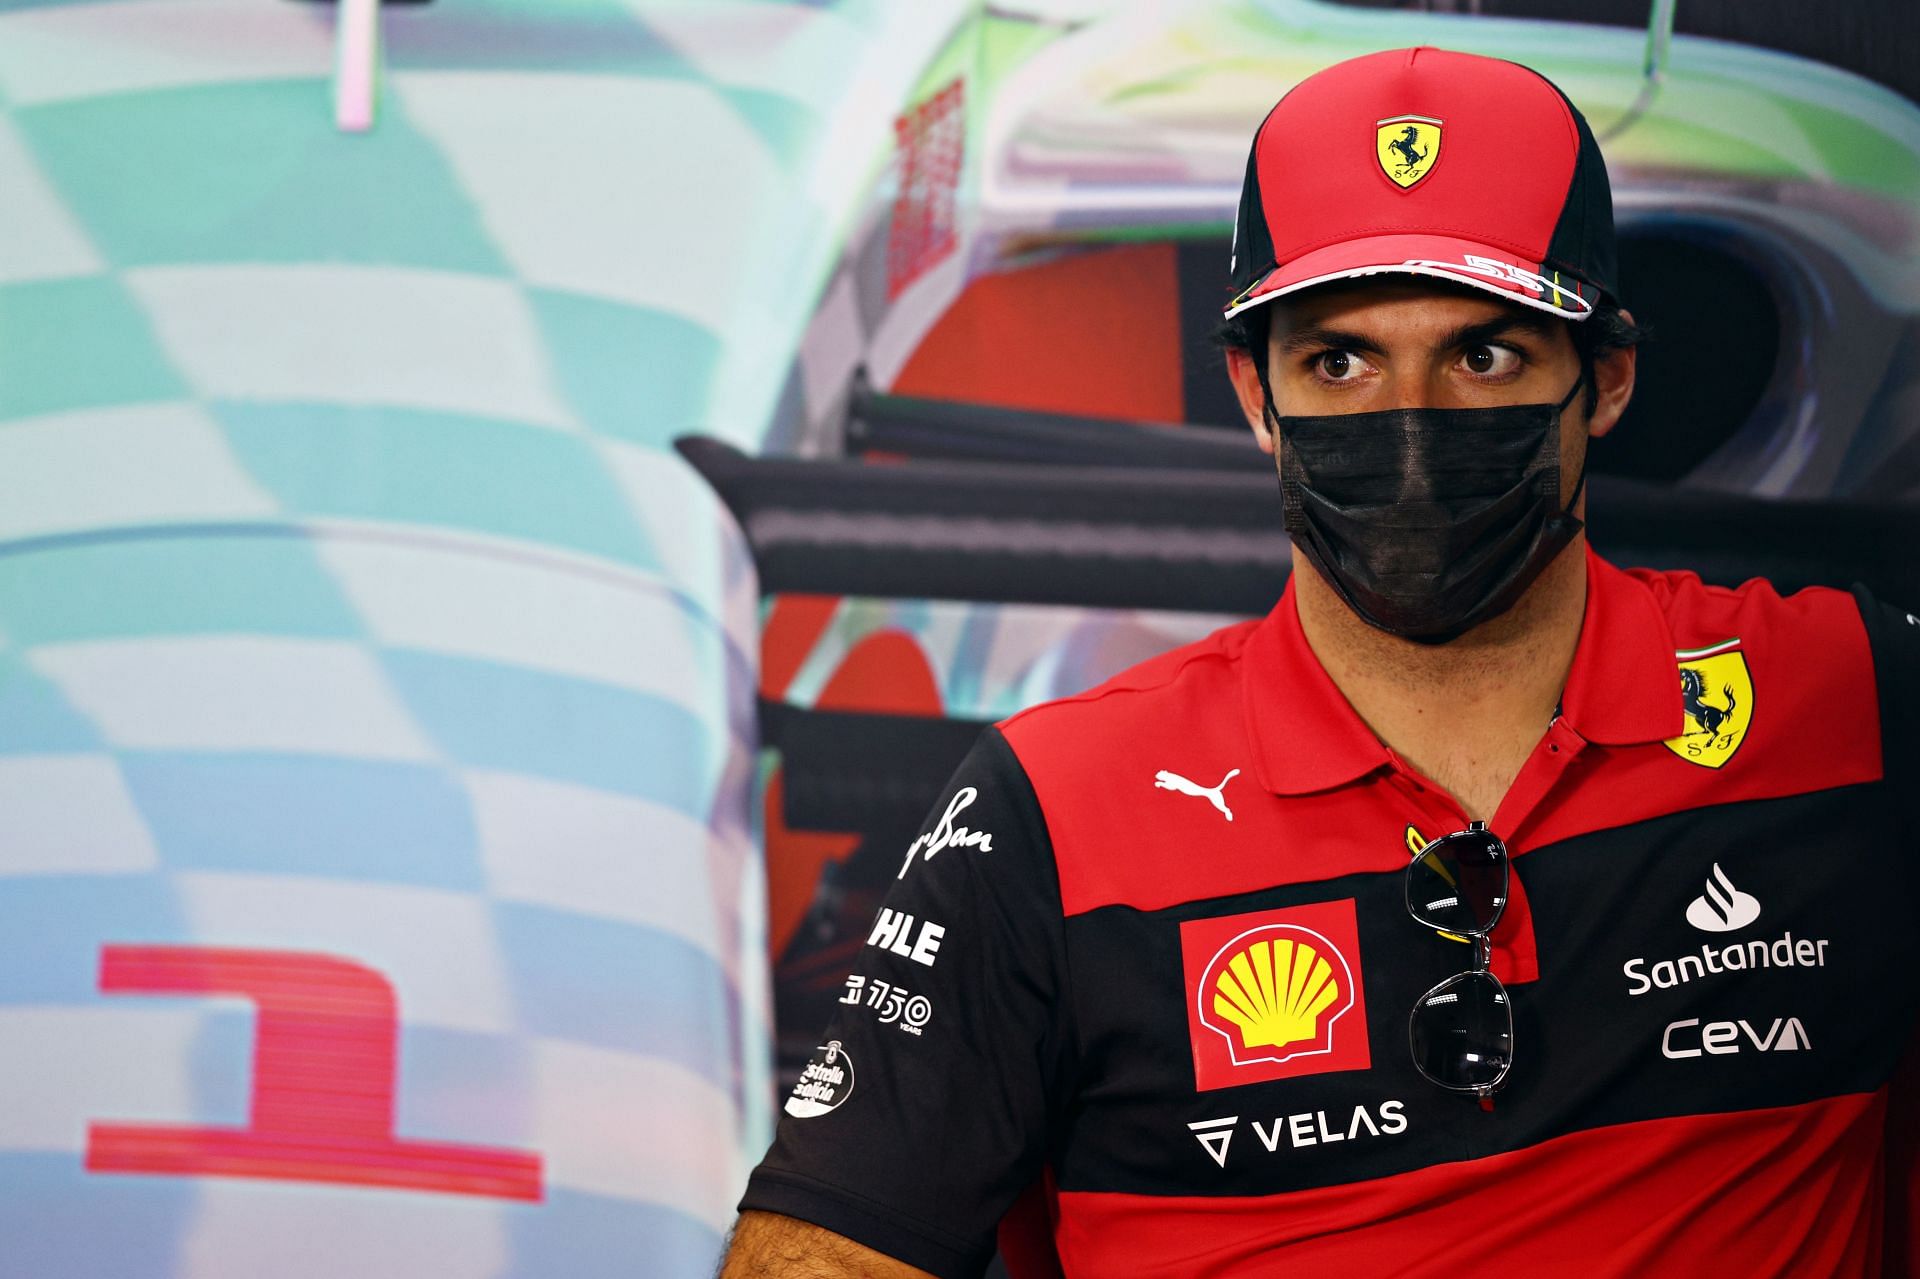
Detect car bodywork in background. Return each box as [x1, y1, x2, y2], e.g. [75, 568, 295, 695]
[724, 0, 1920, 1096]
[0, 2, 1911, 1277]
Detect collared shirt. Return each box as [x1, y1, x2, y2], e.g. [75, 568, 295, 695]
[1249, 543, 1683, 797]
[742, 549, 1920, 1278]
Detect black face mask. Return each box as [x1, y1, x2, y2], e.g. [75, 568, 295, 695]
[1265, 374, 1588, 645]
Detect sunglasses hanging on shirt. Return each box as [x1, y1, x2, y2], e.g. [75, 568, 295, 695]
[1405, 821, 1514, 1101]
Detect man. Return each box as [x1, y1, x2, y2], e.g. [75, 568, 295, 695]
[722, 46, 1920, 1277]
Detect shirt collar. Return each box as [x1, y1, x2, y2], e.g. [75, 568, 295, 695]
[1559, 545, 1687, 747]
[1241, 575, 1391, 796]
[1243, 545, 1685, 796]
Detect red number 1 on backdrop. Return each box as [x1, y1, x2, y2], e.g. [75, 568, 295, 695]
[86, 945, 543, 1201]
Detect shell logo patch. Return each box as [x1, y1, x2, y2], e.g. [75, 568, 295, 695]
[1181, 899, 1370, 1092]
[1663, 640, 1754, 769]
[1376, 115, 1441, 189]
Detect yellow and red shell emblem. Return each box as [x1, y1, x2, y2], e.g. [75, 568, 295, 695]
[1196, 924, 1354, 1067]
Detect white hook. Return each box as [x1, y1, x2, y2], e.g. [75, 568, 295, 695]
[334, 0, 382, 133]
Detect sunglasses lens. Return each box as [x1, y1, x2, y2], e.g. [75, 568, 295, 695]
[1407, 829, 1508, 934]
[1410, 970, 1512, 1092]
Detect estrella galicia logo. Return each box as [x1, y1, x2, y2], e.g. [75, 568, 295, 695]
[1685, 863, 1761, 933]
[784, 1041, 855, 1119]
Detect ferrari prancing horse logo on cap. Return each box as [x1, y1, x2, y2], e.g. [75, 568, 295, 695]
[1376, 115, 1442, 189]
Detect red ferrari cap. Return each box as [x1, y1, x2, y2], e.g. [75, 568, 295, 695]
[1225, 46, 1616, 322]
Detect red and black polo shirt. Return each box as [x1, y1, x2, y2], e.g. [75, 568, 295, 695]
[740, 547, 1920, 1277]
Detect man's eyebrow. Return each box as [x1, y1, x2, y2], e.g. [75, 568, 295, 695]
[1275, 311, 1557, 357]
[1436, 311, 1558, 350]
[1275, 325, 1386, 357]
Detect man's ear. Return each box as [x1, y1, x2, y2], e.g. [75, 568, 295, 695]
[1586, 307, 1638, 441]
[1225, 347, 1277, 455]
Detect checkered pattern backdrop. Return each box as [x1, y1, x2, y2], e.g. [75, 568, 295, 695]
[0, 1, 973, 1274]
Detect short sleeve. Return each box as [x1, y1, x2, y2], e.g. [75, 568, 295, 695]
[1852, 585, 1920, 786]
[1856, 586, 1920, 1275]
[738, 727, 1075, 1279]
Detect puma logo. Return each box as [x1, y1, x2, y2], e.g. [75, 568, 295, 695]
[1154, 768, 1241, 822]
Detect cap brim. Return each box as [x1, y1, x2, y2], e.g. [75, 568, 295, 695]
[1225, 233, 1599, 322]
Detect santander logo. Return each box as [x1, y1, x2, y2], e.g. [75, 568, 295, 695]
[1685, 864, 1761, 933]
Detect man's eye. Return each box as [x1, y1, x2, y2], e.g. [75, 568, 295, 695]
[1462, 344, 1522, 377]
[1314, 350, 1367, 381]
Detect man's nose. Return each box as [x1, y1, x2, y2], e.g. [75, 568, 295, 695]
[1382, 376, 1447, 502]
[1383, 372, 1450, 412]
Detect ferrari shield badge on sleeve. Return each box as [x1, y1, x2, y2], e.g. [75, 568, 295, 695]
[1181, 899, 1371, 1092]
[1663, 640, 1754, 769]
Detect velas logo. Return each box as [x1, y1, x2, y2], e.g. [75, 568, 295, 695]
[1375, 115, 1441, 189]
[1187, 1115, 1238, 1168]
[1663, 640, 1754, 769]
[1181, 899, 1371, 1092]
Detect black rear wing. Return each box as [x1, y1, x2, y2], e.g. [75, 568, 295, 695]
[677, 432, 1920, 612]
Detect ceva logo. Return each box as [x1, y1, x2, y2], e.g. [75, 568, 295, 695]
[1686, 863, 1761, 933]
[1180, 899, 1371, 1092]
[1663, 1016, 1810, 1059]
